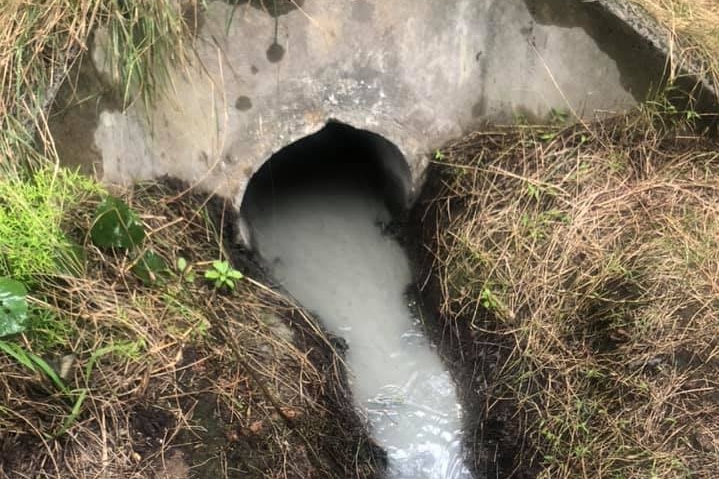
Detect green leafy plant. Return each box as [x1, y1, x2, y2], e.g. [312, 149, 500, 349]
[480, 286, 500, 310]
[54, 389, 88, 438]
[204, 260, 243, 290]
[0, 278, 29, 337]
[513, 111, 529, 125]
[91, 196, 146, 249]
[526, 183, 541, 201]
[0, 339, 89, 438]
[176, 257, 196, 283]
[131, 250, 169, 284]
[0, 340, 67, 393]
[548, 107, 570, 125]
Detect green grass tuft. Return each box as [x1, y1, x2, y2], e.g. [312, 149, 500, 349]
[0, 166, 100, 282]
[104, 0, 194, 110]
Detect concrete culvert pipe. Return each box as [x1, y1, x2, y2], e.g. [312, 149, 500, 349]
[239, 120, 413, 246]
[50, 0, 702, 210]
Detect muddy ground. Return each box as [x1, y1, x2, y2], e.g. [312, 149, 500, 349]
[10, 111, 717, 479]
[0, 169, 531, 479]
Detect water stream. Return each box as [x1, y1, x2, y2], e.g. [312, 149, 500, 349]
[243, 134, 472, 478]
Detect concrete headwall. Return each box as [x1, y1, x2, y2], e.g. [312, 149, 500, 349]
[51, 0, 671, 209]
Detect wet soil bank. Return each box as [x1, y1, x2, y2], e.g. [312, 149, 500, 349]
[405, 114, 719, 478]
[407, 168, 538, 479]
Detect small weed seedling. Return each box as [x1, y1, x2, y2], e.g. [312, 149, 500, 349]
[548, 107, 570, 125]
[176, 257, 196, 283]
[480, 286, 500, 310]
[205, 260, 243, 290]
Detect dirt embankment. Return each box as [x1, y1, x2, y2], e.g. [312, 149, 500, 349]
[411, 111, 719, 479]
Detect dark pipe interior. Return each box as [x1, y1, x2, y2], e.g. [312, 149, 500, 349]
[240, 121, 412, 243]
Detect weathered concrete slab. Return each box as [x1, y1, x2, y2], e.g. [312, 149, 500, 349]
[52, 0, 671, 208]
[598, 0, 718, 100]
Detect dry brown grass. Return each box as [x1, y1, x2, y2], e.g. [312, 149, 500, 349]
[0, 0, 196, 172]
[628, 0, 719, 92]
[423, 111, 719, 478]
[0, 183, 377, 479]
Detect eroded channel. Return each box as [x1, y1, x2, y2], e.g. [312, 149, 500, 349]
[242, 123, 472, 479]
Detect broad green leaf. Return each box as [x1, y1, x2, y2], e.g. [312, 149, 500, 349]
[205, 270, 221, 280]
[132, 251, 168, 285]
[0, 278, 29, 337]
[90, 196, 145, 249]
[212, 260, 230, 273]
[227, 270, 244, 280]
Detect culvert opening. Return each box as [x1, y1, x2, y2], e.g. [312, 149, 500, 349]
[241, 121, 413, 228]
[241, 122, 473, 479]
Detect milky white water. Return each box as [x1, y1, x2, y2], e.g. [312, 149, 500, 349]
[245, 177, 472, 479]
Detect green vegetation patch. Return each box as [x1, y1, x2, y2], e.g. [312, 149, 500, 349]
[90, 195, 146, 249]
[0, 183, 377, 479]
[0, 167, 99, 282]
